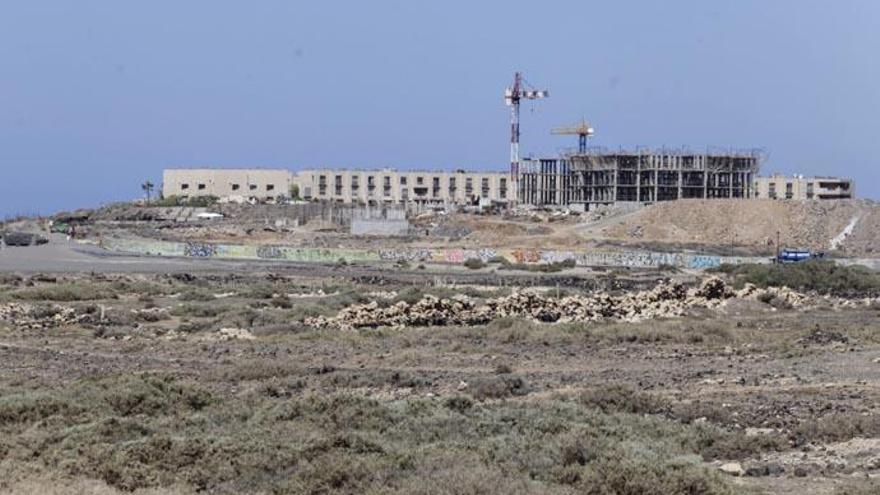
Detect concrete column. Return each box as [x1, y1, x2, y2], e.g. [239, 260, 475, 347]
[677, 157, 683, 200]
[653, 156, 658, 202]
[636, 155, 642, 203]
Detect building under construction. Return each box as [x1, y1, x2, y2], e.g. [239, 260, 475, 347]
[518, 148, 761, 209]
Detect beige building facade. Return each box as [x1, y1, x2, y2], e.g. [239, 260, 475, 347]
[163, 169, 292, 200]
[162, 168, 514, 205]
[293, 169, 513, 205]
[754, 175, 854, 200]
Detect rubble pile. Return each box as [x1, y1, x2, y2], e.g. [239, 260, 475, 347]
[306, 277, 746, 331]
[735, 283, 809, 308]
[0, 302, 89, 329]
[320, 276, 877, 332]
[309, 295, 479, 330]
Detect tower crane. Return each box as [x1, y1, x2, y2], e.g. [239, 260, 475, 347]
[551, 119, 595, 154]
[505, 72, 548, 182]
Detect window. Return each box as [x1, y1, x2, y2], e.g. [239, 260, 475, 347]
[432, 177, 441, 197]
[383, 176, 392, 196]
[181, 183, 189, 190]
[481, 178, 490, 198]
[249, 184, 257, 191]
[318, 175, 327, 196]
[785, 182, 793, 199]
[449, 177, 457, 194]
[768, 183, 777, 199]
[266, 184, 275, 191]
[232, 184, 240, 191]
[806, 182, 814, 199]
[351, 176, 359, 191]
[465, 178, 473, 196]
[400, 176, 407, 185]
[335, 175, 343, 195]
[500, 178, 507, 199]
[416, 176, 424, 185]
[367, 176, 376, 196]
[197, 183, 206, 190]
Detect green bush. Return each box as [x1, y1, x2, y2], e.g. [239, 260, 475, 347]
[579, 385, 667, 415]
[12, 284, 117, 301]
[498, 259, 577, 273]
[178, 289, 215, 302]
[711, 261, 880, 296]
[170, 303, 224, 318]
[464, 258, 487, 269]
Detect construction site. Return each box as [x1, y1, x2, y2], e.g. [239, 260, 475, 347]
[518, 149, 761, 208]
[0, 71, 878, 495]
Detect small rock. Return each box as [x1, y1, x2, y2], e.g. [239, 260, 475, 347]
[719, 462, 744, 477]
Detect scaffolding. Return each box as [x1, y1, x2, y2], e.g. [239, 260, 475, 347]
[519, 148, 761, 208]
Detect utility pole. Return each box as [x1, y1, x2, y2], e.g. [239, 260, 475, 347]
[775, 230, 781, 263]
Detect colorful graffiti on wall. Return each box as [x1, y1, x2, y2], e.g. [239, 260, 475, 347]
[183, 242, 216, 258]
[102, 239, 764, 269]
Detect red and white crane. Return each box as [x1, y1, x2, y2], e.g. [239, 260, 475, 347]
[504, 72, 549, 182]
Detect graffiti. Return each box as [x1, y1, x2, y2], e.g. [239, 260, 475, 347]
[257, 245, 283, 259]
[443, 249, 464, 263]
[477, 248, 498, 261]
[378, 249, 431, 262]
[184, 242, 216, 258]
[687, 255, 722, 269]
[512, 249, 541, 264]
[103, 239, 769, 270]
[540, 250, 576, 264]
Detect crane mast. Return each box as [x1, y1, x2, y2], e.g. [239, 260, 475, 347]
[505, 72, 548, 194]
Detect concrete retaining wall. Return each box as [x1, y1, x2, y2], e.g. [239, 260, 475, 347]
[101, 238, 771, 269]
[350, 219, 411, 236]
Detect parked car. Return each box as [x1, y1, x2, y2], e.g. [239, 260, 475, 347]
[776, 248, 825, 263]
[3, 232, 49, 247]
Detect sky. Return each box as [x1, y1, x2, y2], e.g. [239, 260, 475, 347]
[1, 1, 878, 216]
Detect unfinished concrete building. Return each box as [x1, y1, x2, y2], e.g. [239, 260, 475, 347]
[519, 149, 760, 209]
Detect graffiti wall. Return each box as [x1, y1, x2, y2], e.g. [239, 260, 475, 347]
[101, 238, 766, 269]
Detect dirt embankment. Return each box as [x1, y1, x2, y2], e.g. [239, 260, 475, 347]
[593, 199, 880, 256]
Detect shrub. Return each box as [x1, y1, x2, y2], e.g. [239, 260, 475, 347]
[579, 385, 667, 415]
[464, 258, 487, 270]
[170, 304, 223, 318]
[178, 289, 215, 302]
[12, 284, 117, 301]
[711, 261, 880, 297]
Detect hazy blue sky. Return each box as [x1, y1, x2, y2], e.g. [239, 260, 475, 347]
[1, 1, 878, 216]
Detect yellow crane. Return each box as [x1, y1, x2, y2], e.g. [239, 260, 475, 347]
[551, 119, 595, 153]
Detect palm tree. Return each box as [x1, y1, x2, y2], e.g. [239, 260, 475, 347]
[141, 181, 154, 204]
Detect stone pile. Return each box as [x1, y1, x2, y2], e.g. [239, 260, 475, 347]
[310, 295, 479, 331]
[306, 277, 747, 331]
[734, 283, 809, 308]
[0, 302, 88, 329]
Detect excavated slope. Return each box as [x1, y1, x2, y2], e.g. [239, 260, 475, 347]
[599, 199, 879, 256]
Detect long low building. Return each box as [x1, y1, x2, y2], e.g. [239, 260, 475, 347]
[754, 174, 854, 200]
[162, 168, 292, 201]
[295, 168, 512, 205]
[162, 168, 514, 205]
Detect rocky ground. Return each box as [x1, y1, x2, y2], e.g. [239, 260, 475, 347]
[0, 267, 879, 494]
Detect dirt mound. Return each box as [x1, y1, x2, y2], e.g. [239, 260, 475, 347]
[596, 199, 880, 256]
